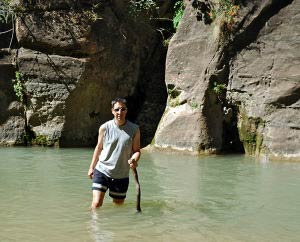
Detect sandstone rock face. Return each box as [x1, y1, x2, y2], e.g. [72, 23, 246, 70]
[17, 47, 86, 145]
[228, 0, 300, 160]
[0, 49, 25, 145]
[154, 2, 223, 153]
[0, 0, 167, 147]
[154, 0, 300, 160]
[1, 0, 299, 161]
[16, 10, 95, 56]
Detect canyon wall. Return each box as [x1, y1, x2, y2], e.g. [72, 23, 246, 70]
[154, 0, 300, 161]
[0, 0, 168, 147]
[1, 0, 299, 161]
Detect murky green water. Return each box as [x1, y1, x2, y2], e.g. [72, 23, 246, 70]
[0, 147, 299, 242]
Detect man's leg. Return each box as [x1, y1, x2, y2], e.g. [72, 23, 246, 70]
[113, 198, 125, 205]
[91, 169, 108, 209]
[91, 190, 106, 209]
[109, 177, 129, 205]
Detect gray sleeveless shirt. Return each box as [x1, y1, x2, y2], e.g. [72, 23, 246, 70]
[95, 119, 139, 179]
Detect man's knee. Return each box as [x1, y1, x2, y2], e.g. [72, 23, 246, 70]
[113, 198, 125, 205]
[91, 200, 103, 209]
[91, 190, 105, 209]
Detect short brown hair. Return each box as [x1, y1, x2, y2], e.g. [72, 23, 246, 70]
[111, 97, 127, 108]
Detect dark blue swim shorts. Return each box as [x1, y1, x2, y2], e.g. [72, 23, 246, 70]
[92, 169, 129, 199]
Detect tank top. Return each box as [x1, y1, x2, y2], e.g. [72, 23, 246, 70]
[95, 119, 139, 178]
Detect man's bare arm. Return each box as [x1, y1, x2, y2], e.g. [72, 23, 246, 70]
[88, 125, 105, 179]
[128, 128, 141, 169]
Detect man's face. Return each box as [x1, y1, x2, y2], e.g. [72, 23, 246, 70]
[112, 102, 127, 122]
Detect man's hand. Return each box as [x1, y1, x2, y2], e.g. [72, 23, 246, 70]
[128, 158, 138, 169]
[88, 167, 94, 179]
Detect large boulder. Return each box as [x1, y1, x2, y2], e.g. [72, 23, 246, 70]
[154, 1, 225, 153]
[228, 0, 300, 160]
[154, 0, 300, 160]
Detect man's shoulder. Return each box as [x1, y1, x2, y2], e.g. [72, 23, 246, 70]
[105, 120, 115, 125]
[100, 120, 114, 129]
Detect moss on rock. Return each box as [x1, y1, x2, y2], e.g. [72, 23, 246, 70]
[238, 110, 265, 156]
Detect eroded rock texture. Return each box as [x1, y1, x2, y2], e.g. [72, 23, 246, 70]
[1, 0, 299, 161]
[0, 49, 24, 145]
[228, 0, 300, 160]
[154, 0, 300, 160]
[0, 0, 167, 147]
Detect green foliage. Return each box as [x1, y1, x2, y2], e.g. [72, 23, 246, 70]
[167, 84, 182, 107]
[23, 131, 57, 146]
[216, 0, 240, 32]
[128, 0, 157, 18]
[84, 2, 104, 22]
[209, 80, 227, 103]
[0, 0, 13, 23]
[167, 85, 181, 99]
[213, 0, 240, 32]
[210, 80, 226, 95]
[0, 0, 17, 50]
[33, 135, 49, 146]
[84, 10, 102, 22]
[169, 96, 181, 107]
[191, 0, 239, 33]
[162, 38, 170, 47]
[189, 101, 199, 109]
[173, 1, 184, 30]
[0, 0, 15, 23]
[212, 82, 227, 95]
[12, 71, 26, 103]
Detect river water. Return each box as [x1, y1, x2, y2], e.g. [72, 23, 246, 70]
[0, 147, 299, 242]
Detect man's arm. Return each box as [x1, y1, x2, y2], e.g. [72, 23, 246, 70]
[88, 125, 105, 179]
[128, 127, 141, 169]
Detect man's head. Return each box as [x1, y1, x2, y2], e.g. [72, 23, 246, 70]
[111, 97, 128, 125]
[111, 97, 127, 108]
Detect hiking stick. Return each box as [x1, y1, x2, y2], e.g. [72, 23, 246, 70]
[132, 167, 141, 212]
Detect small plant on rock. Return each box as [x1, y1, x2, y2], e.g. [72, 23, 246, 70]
[217, 0, 240, 32]
[0, 0, 12, 23]
[0, 0, 15, 50]
[12, 71, 26, 103]
[167, 84, 182, 107]
[128, 0, 157, 19]
[213, 82, 227, 95]
[191, 0, 240, 33]
[189, 101, 199, 109]
[173, 0, 184, 30]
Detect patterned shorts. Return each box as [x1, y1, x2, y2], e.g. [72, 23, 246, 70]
[92, 169, 129, 199]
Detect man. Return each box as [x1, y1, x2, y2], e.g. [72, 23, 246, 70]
[88, 97, 141, 209]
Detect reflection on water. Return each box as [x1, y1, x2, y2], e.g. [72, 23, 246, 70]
[0, 147, 300, 242]
[89, 211, 113, 242]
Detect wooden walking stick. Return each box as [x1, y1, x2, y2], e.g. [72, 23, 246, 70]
[132, 167, 141, 212]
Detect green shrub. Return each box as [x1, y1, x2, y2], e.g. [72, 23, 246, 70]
[169, 96, 181, 107]
[189, 101, 199, 109]
[167, 85, 181, 99]
[0, 0, 12, 24]
[192, 0, 239, 33]
[209, 0, 240, 33]
[173, 1, 184, 30]
[167, 84, 182, 107]
[12, 71, 26, 103]
[34, 135, 49, 146]
[128, 0, 157, 18]
[213, 83, 227, 95]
